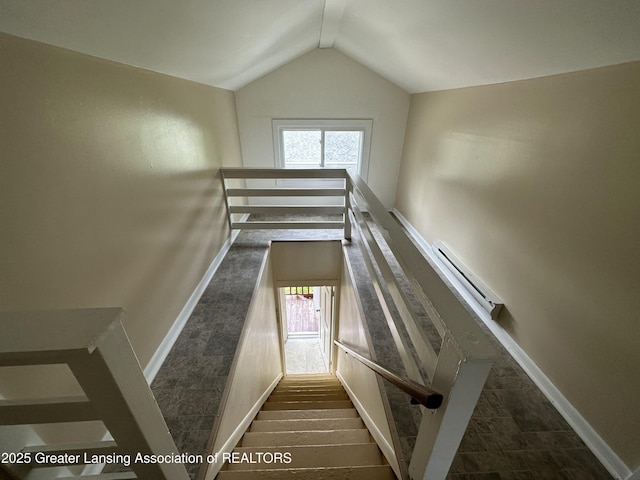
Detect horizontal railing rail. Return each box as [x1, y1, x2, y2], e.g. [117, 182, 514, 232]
[220, 167, 351, 236]
[334, 340, 443, 409]
[226, 187, 346, 197]
[228, 205, 345, 215]
[220, 167, 348, 179]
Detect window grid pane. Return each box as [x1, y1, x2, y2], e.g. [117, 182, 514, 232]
[324, 130, 362, 172]
[282, 130, 321, 167]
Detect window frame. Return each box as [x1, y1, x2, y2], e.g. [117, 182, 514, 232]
[272, 119, 372, 181]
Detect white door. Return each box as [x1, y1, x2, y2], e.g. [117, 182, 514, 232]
[279, 288, 288, 343]
[319, 286, 334, 370]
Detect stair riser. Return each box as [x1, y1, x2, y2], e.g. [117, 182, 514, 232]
[279, 378, 340, 383]
[262, 400, 352, 410]
[256, 408, 358, 420]
[225, 444, 383, 470]
[241, 429, 370, 447]
[273, 386, 345, 393]
[271, 388, 346, 393]
[279, 379, 340, 386]
[267, 394, 349, 402]
[217, 465, 396, 480]
[276, 384, 342, 389]
[250, 418, 364, 432]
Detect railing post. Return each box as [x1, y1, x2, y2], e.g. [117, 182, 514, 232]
[408, 333, 493, 480]
[220, 169, 234, 232]
[344, 173, 352, 240]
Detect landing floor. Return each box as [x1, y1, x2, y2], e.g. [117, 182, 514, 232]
[285, 337, 328, 374]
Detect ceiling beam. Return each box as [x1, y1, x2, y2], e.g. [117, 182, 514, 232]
[319, 0, 348, 48]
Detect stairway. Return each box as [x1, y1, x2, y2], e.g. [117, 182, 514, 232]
[217, 374, 397, 479]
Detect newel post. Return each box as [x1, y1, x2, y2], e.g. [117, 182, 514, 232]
[344, 173, 352, 240]
[409, 333, 493, 480]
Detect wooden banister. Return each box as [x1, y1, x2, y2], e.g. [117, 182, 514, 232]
[334, 340, 443, 409]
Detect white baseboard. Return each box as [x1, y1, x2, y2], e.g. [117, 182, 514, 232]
[391, 208, 633, 480]
[492, 329, 632, 480]
[202, 373, 282, 480]
[336, 371, 401, 479]
[144, 221, 245, 383]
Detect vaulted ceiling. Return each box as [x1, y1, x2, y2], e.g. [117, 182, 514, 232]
[2, 0, 640, 93]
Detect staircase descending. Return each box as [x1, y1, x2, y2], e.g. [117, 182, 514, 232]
[217, 374, 396, 479]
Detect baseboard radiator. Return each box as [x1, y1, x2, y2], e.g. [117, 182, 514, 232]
[432, 241, 503, 320]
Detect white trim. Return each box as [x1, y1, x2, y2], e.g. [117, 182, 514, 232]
[391, 208, 634, 480]
[336, 370, 401, 479]
[143, 219, 247, 383]
[202, 373, 282, 480]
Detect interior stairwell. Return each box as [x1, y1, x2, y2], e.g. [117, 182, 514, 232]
[216, 374, 397, 479]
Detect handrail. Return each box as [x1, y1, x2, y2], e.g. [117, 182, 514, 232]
[334, 340, 443, 409]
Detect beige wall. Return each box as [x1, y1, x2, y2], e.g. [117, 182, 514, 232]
[0, 33, 242, 395]
[235, 48, 410, 207]
[336, 257, 399, 476]
[271, 240, 343, 287]
[395, 62, 640, 469]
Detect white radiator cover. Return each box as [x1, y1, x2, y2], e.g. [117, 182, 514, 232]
[432, 241, 503, 320]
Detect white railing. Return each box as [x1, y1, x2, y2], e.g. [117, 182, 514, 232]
[0, 309, 189, 480]
[220, 168, 351, 236]
[346, 172, 498, 480]
[220, 167, 498, 480]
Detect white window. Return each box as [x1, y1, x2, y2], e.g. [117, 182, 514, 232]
[273, 119, 372, 180]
